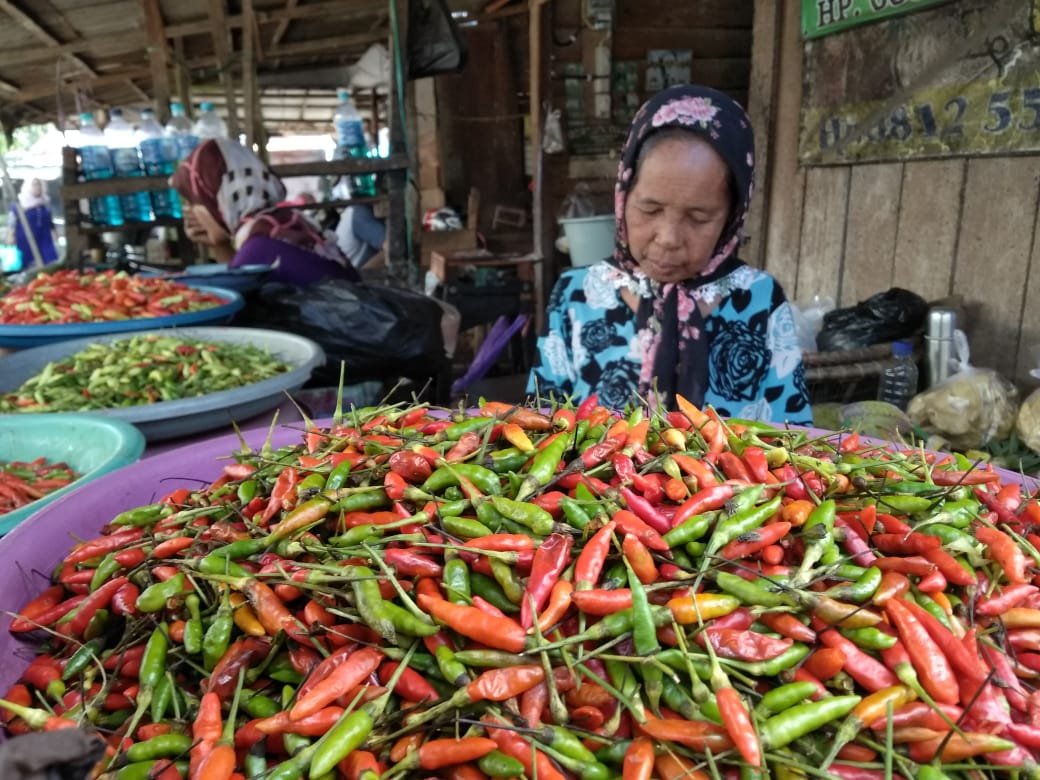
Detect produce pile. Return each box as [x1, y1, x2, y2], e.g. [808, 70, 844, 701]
[0, 456, 77, 516]
[0, 270, 227, 325]
[0, 335, 291, 412]
[8, 397, 1040, 780]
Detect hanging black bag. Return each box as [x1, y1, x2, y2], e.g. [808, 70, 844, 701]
[408, 0, 468, 78]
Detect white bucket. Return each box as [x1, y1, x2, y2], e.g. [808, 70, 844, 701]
[559, 215, 615, 267]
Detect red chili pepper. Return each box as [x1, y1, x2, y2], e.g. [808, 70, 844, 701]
[977, 583, 1038, 615]
[696, 628, 792, 662]
[521, 537, 574, 626]
[575, 520, 616, 590]
[418, 593, 527, 653]
[803, 647, 845, 680]
[719, 521, 792, 560]
[112, 547, 147, 568]
[571, 588, 633, 615]
[716, 687, 761, 767]
[384, 547, 443, 579]
[612, 509, 669, 552]
[717, 452, 752, 482]
[580, 436, 626, 470]
[976, 524, 1030, 584]
[672, 484, 734, 527]
[818, 630, 898, 692]
[64, 529, 143, 566]
[621, 533, 659, 585]
[884, 599, 958, 705]
[378, 661, 439, 703]
[575, 394, 600, 421]
[758, 612, 816, 643]
[59, 576, 127, 638]
[205, 637, 271, 699]
[9, 585, 64, 632]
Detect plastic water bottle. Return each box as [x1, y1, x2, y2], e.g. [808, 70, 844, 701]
[165, 99, 199, 161]
[193, 101, 227, 139]
[333, 88, 375, 196]
[138, 110, 181, 219]
[106, 108, 153, 222]
[75, 112, 123, 227]
[878, 340, 919, 411]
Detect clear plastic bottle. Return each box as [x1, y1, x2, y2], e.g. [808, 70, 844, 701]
[106, 108, 153, 222]
[75, 112, 123, 227]
[165, 99, 199, 161]
[193, 101, 228, 140]
[878, 340, 919, 410]
[138, 109, 181, 219]
[333, 88, 375, 197]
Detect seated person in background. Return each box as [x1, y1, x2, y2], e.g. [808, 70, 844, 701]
[527, 84, 811, 424]
[336, 201, 387, 270]
[171, 139, 359, 285]
[7, 178, 59, 267]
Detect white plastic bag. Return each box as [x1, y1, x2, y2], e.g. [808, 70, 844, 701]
[543, 109, 565, 155]
[907, 330, 1019, 450]
[791, 295, 835, 354]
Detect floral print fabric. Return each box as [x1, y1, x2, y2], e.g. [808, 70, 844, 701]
[527, 260, 812, 425]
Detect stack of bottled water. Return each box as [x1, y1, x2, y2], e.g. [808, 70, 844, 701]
[74, 112, 123, 227]
[106, 108, 153, 223]
[193, 102, 228, 140]
[138, 109, 181, 219]
[165, 100, 199, 161]
[333, 88, 375, 197]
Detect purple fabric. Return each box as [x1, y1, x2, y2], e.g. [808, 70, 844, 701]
[232, 235, 360, 286]
[10, 205, 58, 265]
[452, 314, 529, 395]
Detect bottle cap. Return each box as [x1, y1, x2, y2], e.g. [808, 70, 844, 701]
[337, 88, 351, 100]
[170, 101, 185, 116]
[141, 109, 154, 119]
[892, 340, 913, 358]
[79, 111, 93, 122]
[200, 101, 214, 112]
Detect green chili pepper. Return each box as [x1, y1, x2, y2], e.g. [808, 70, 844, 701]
[115, 761, 188, 780]
[89, 553, 122, 592]
[489, 557, 523, 604]
[936, 498, 979, 528]
[479, 750, 526, 777]
[442, 515, 492, 539]
[600, 561, 628, 591]
[244, 745, 268, 780]
[488, 495, 554, 536]
[594, 739, 632, 765]
[559, 496, 591, 530]
[605, 657, 646, 723]
[824, 566, 881, 603]
[469, 572, 519, 613]
[516, 433, 568, 500]
[423, 464, 502, 496]
[139, 625, 169, 692]
[136, 573, 189, 613]
[839, 626, 898, 650]
[443, 416, 496, 440]
[242, 691, 281, 719]
[663, 513, 712, 548]
[237, 478, 258, 503]
[625, 558, 662, 711]
[84, 607, 109, 641]
[298, 472, 327, 492]
[731, 643, 811, 677]
[307, 705, 376, 778]
[914, 593, 954, 629]
[111, 504, 165, 527]
[61, 637, 104, 681]
[484, 448, 530, 474]
[878, 494, 933, 515]
[661, 674, 701, 720]
[760, 695, 861, 748]
[715, 571, 791, 608]
[433, 644, 470, 686]
[150, 673, 173, 723]
[454, 649, 530, 668]
[325, 460, 353, 491]
[197, 552, 251, 577]
[382, 601, 438, 638]
[754, 681, 818, 717]
[437, 498, 471, 517]
[333, 489, 389, 513]
[442, 557, 471, 604]
[705, 495, 783, 558]
[203, 596, 234, 671]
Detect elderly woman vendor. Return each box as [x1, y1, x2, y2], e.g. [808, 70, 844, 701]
[527, 85, 811, 425]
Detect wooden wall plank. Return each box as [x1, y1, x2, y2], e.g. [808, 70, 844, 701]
[839, 163, 903, 306]
[616, 0, 754, 30]
[796, 167, 851, 305]
[952, 158, 1040, 377]
[613, 28, 752, 60]
[1015, 172, 1040, 382]
[762, 0, 804, 298]
[892, 159, 965, 303]
[744, 0, 781, 267]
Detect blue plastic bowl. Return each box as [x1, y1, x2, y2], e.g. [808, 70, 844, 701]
[148, 264, 272, 295]
[0, 285, 244, 349]
[0, 414, 145, 535]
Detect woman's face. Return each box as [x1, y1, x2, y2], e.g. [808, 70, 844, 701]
[30, 179, 42, 198]
[623, 135, 731, 284]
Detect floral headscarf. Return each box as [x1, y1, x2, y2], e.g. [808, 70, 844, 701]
[610, 84, 755, 408]
[171, 138, 346, 264]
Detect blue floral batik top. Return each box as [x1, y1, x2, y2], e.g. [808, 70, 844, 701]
[526, 259, 813, 425]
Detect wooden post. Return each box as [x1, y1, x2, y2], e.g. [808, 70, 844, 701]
[242, 0, 257, 149]
[61, 146, 85, 265]
[141, 0, 172, 121]
[208, 0, 240, 139]
[385, 0, 410, 283]
[173, 36, 193, 118]
[529, 0, 547, 334]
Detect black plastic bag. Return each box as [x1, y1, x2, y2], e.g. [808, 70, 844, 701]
[408, 0, 468, 78]
[816, 287, 929, 352]
[239, 280, 446, 387]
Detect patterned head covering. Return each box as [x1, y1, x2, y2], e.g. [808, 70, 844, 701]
[610, 84, 755, 408]
[171, 138, 345, 263]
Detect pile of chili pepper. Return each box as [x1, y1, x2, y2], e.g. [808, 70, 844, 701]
[0, 270, 227, 325]
[8, 395, 1040, 780]
[0, 456, 78, 515]
[0, 335, 291, 412]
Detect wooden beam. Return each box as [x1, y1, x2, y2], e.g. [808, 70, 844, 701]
[529, 0, 546, 332]
[10, 67, 152, 103]
[267, 31, 388, 59]
[207, 0, 240, 139]
[0, 0, 97, 76]
[262, 0, 386, 25]
[125, 79, 151, 103]
[0, 33, 144, 68]
[271, 154, 407, 178]
[141, 0, 171, 120]
[270, 0, 299, 48]
[173, 35, 192, 116]
[166, 16, 243, 39]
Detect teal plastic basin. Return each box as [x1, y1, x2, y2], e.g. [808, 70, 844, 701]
[0, 414, 145, 535]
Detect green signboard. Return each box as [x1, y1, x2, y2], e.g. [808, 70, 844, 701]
[802, 0, 952, 38]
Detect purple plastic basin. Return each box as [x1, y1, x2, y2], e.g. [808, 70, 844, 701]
[0, 419, 319, 700]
